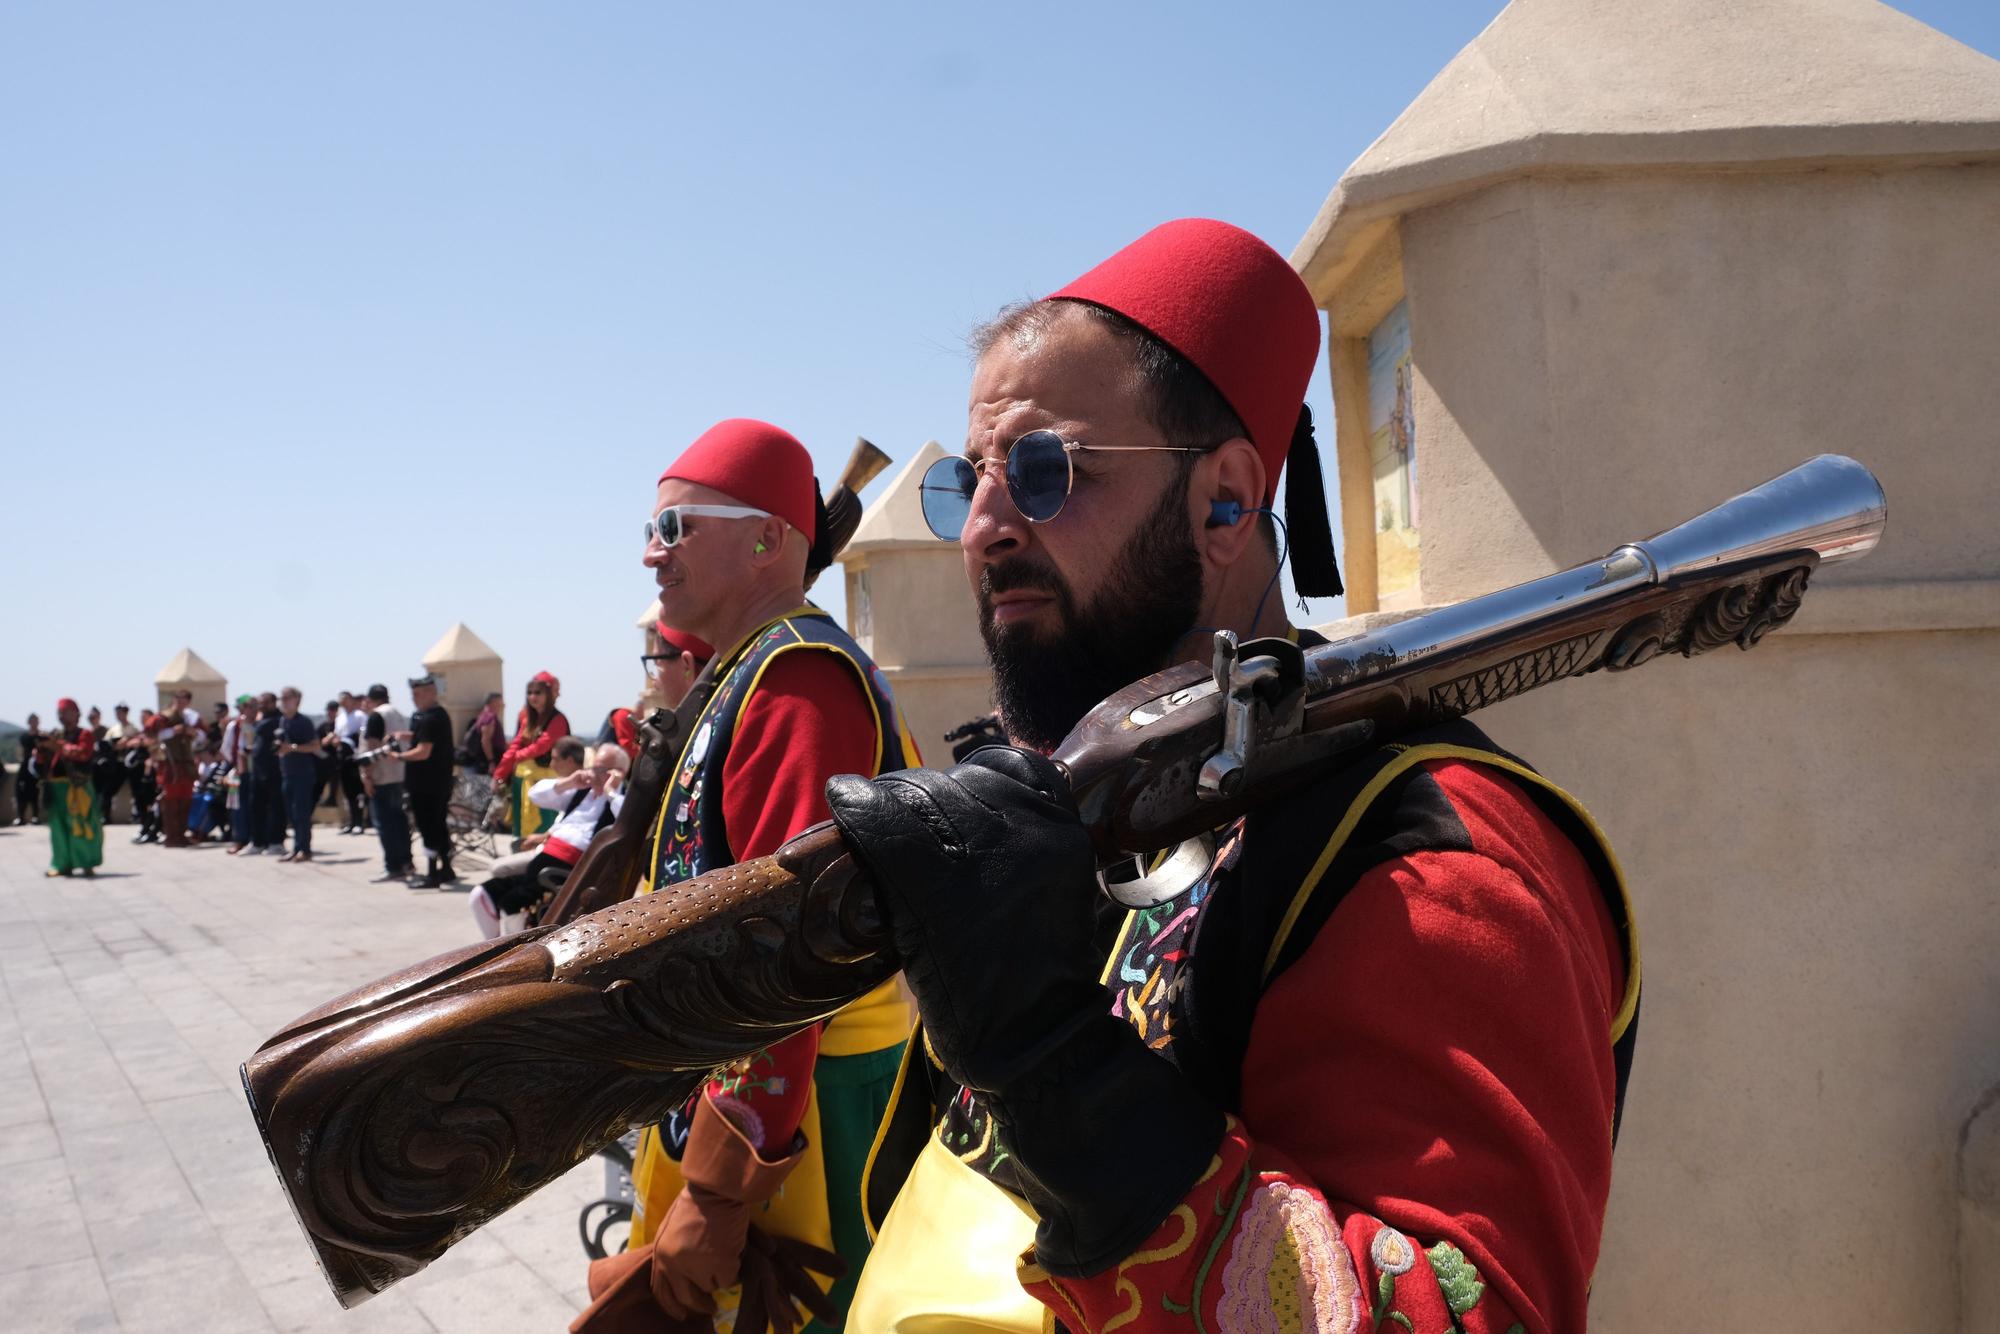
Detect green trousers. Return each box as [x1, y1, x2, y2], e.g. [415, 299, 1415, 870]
[46, 779, 104, 873]
[808, 1042, 905, 1333]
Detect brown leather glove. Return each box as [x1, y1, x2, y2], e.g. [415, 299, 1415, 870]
[651, 1094, 806, 1319]
[570, 1246, 707, 1334]
[735, 1225, 847, 1334]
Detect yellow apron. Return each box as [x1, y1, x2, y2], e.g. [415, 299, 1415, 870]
[847, 1132, 1048, 1333]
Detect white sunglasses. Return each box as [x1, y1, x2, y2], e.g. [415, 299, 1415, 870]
[644, 504, 772, 548]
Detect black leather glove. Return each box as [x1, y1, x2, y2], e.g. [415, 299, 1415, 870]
[826, 747, 1222, 1276]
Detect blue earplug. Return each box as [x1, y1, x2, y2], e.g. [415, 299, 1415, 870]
[1209, 500, 1274, 527]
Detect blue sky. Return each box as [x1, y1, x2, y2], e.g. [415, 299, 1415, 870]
[5, 1, 1996, 732]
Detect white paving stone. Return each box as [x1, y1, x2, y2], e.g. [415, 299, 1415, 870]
[0, 823, 602, 1333]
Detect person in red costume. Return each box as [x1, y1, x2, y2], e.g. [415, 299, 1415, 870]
[571, 419, 920, 1334]
[39, 698, 104, 877]
[647, 621, 714, 712]
[820, 219, 1640, 1333]
[601, 622, 715, 767]
[494, 670, 570, 787]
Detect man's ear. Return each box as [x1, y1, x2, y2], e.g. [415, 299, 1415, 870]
[1196, 438, 1268, 569]
[749, 514, 789, 565]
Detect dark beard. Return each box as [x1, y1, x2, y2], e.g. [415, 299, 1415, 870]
[979, 472, 1204, 752]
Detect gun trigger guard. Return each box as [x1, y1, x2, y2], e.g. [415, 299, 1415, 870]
[1098, 833, 1216, 908]
[1196, 633, 1307, 801]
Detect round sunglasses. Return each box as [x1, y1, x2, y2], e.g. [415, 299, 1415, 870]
[920, 429, 1206, 541]
[643, 503, 771, 549]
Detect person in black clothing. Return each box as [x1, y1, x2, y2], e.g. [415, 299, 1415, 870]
[315, 701, 341, 813]
[274, 687, 321, 862]
[333, 690, 369, 833]
[396, 673, 458, 888]
[126, 710, 160, 842]
[14, 714, 44, 824]
[250, 692, 285, 854]
[93, 703, 141, 823]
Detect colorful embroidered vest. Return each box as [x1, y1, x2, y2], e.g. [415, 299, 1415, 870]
[628, 606, 922, 1272]
[650, 606, 918, 890]
[849, 719, 1640, 1331]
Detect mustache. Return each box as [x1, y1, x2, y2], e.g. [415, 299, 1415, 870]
[979, 557, 1067, 601]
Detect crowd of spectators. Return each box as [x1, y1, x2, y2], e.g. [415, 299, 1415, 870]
[4, 653, 702, 907]
[5, 674, 510, 889]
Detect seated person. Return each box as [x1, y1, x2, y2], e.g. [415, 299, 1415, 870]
[471, 738, 628, 937]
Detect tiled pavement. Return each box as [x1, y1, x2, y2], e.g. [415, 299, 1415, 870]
[0, 821, 604, 1333]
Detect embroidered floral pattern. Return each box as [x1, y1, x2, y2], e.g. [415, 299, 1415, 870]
[1424, 1241, 1485, 1317]
[1111, 823, 1244, 1060]
[1370, 1227, 1416, 1276]
[1217, 1180, 1363, 1333]
[706, 1093, 766, 1150]
[1368, 1227, 1418, 1330]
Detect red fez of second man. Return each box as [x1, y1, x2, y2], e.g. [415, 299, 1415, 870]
[656, 621, 716, 664]
[660, 418, 818, 545]
[1047, 218, 1320, 506]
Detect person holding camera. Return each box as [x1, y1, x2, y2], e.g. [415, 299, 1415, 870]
[332, 690, 369, 833]
[355, 684, 413, 882]
[393, 673, 457, 888]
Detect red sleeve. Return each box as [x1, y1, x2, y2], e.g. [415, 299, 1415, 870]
[720, 650, 881, 863]
[698, 650, 884, 1152]
[1025, 761, 1627, 1333]
[496, 711, 570, 781]
[58, 729, 95, 765]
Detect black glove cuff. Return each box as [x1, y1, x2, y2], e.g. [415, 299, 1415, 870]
[988, 1015, 1224, 1277]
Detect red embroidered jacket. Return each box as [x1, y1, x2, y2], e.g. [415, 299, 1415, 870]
[1023, 759, 1628, 1333]
[702, 651, 880, 1151]
[494, 708, 569, 783]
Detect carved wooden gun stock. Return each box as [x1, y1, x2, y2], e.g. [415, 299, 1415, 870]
[243, 454, 1883, 1307]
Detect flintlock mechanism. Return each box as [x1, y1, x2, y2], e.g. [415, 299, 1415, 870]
[242, 454, 1883, 1306]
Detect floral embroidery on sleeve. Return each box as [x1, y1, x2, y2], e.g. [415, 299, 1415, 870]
[1218, 1178, 1363, 1333]
[1424, 1241, 1485, 1320]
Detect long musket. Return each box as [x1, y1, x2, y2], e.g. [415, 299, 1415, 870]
[242, 454, 1884, 1307]
[538, 438, 894, 928]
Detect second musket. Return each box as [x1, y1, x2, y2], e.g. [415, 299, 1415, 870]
[241, 453, 1885, 1307]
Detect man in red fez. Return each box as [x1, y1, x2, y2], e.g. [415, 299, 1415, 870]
[822, 219, 1635, 1333]
[647, 620, 714, 712]
[573, 419, 922, 1334]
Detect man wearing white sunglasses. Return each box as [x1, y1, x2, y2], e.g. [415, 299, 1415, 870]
[574, 418, 921, 1334]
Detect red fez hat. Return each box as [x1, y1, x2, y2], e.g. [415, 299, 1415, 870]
[56, 697, 78, 714]
[660, 418, 818, 545]
[1047, 218, 1342, 597]
[529, 670, 560, 694]
[655, 621, 716, 664]
[1048, 218, 1319, 502]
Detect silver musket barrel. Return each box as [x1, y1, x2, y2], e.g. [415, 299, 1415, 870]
[1634, 453, 1887, 578]
[1304, 454, 1886, 694]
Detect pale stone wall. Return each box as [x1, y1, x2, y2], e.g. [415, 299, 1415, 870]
[842, 547, 992, 764]
[839, 443, 996, 765]
[1465, 625, 2000, 1330]
[1399, 166, 2000, 601]
[1307, 159, 2000, 1330]
[422, 624, 505, 745]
